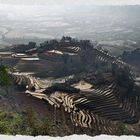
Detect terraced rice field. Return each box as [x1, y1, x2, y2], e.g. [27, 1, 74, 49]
[9, 47, 140, 134]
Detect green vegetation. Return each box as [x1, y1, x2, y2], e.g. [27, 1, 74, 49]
[44, 83, 80, 94]
[0, 108, 54, 136]
[0, 64, 12, 88]
[12, 42, 36, 53]
[92, 71, 107, 86]
[116, 122, 135, 135]
[121, 48, 140, 70]
[0, 64, 13, 97]
[111, 64, 134, 98]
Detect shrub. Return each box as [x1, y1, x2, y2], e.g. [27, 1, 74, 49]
[116, 122, 133, 135]
[44, 84, 80, 94]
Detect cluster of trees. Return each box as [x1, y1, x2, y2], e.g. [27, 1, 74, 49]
[0, 108, 55, 136]
[116, 122, 135, 135]
[39, 36, 93, 53]
[121, 48, 140, 70]
[111, 63, 134, 98]
[0, 64, 13, 97]
[11, 42, 36, 53]
[122, 48, 140, 61]
[11, 36, 94, 54]
[44, 83, 80, 94]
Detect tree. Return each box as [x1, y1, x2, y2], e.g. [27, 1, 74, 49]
[0, 64, 12, 96]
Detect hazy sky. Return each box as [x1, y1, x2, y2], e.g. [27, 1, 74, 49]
[0, 0, 140, 5]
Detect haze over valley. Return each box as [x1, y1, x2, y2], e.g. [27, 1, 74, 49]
[0, 5, 140, 54]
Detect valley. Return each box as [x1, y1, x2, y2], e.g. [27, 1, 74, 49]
[1, 5, 140, 55]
